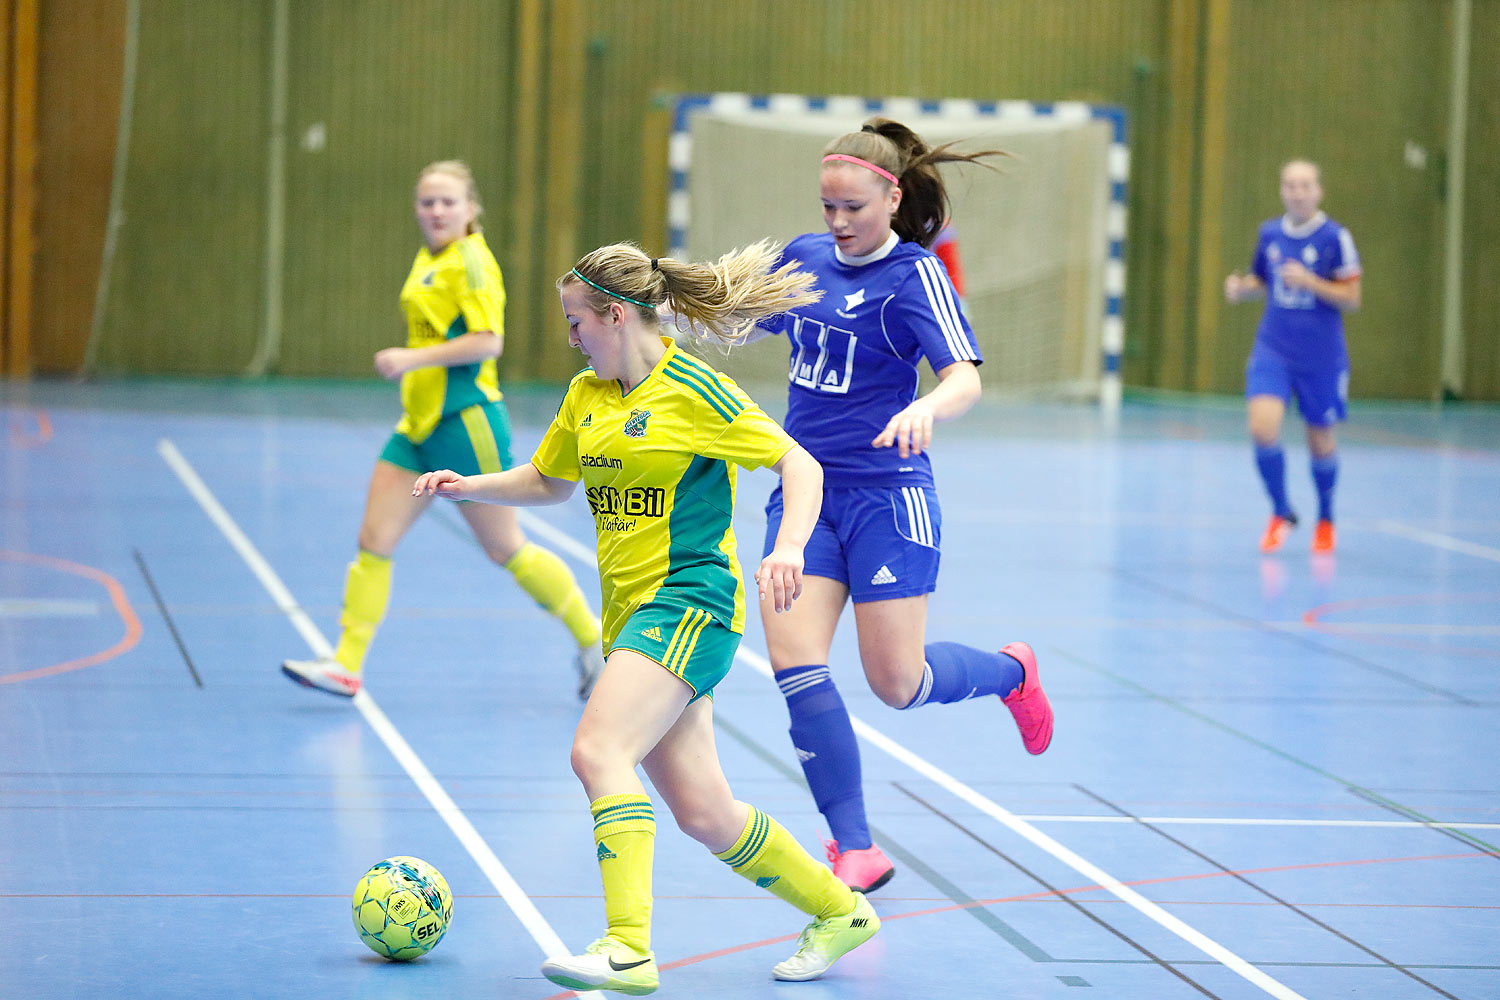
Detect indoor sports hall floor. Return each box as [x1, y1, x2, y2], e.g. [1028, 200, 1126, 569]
[2, 378, 1497, 1000]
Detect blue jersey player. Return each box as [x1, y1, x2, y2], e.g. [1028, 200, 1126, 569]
[1225, 160, 1362, 553]
[749, 119, 1055, 893]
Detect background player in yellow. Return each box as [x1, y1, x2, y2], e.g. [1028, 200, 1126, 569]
[413, 241, 881, 994]
[281, 160, 603, 699]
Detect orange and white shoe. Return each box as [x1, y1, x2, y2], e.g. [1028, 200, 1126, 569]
[824, 839, 895, 893]
[1311, 519, 1336, 553]
[1259, 513, 1298, 553]
[1001, 641, 1053, 755]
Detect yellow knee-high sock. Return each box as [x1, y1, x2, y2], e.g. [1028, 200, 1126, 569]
[505, 542, 601, 648]
[714, 804, 856, 921]
[332, 549, 391, 673]
[591, 793, 656, 954]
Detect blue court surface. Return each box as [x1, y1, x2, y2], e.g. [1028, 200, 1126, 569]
[3, 378, 1497, 1000]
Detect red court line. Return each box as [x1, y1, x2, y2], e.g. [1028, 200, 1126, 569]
[538, 849, 1485, 998]
[6, 407, 53, 447]
[1302, 592, 1500, 659]
[0, 551, 143, 685]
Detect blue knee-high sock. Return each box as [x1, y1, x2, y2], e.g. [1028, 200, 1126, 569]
[902, 642, 1025, 709]
[1255, 443, 1293, 518]
[777, 665, 870, 851]
[1311, 453, 1338, 522]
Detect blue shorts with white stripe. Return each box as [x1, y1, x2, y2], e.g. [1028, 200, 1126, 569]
[763, 483, 942, 603]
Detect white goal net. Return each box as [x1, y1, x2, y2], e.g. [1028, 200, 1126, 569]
[668, 95, 1126, 404]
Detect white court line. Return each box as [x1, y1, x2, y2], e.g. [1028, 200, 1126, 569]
[519, 509, 1307, 999]
[731, 648, 1309, 1000]
[1008, 815, 1500, 831]
[1375, 519, 1500, 564]
[0, 598, 99, 617]
[157, 439, 569, 959]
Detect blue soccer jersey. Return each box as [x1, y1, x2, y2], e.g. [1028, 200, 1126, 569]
[1249, 212, 1360, 369]
[762, 232, 981, 486]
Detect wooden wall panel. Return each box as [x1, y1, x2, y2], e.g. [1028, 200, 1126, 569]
[1214, 0, 1449, 399]
[89, 0, 270, 375]
[1461, 0, 1499, 400]
[2, 0, 39, 376]
[26, 0, 1494, 398]
[275, 0, 516, 380]
[32, 0, 124, 375]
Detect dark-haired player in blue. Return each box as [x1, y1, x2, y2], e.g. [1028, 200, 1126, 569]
[1225, 159, 1362, 553]
[748, 118, 1054, 893]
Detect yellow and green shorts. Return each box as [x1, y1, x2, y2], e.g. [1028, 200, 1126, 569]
[380, 401, 515, 477]
[609, 601, 741, 703]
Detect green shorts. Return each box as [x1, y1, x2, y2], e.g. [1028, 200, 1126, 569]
[609, 601, 741, 703]
[379, 402, 515, 476]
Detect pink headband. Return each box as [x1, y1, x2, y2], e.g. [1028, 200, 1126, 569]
[821, 153, 900, 187]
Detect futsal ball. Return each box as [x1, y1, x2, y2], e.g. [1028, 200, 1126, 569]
[351, 856, 452, 960]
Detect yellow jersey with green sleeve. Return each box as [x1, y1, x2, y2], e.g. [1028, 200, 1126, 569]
[395, 232, 505, 444]
[531, 339, 797, 650]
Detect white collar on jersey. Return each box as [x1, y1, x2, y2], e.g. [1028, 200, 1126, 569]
[834, 230, 899, 267]
[1280, 211, 1328, 239]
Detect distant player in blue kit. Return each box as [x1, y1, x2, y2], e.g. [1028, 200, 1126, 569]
[1225, 159, 1362, 553]
[743, 118, 1055, 893]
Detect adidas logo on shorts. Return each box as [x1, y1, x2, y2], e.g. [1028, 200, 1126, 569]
[641, 626, 663, 641]
[795, 747, 816, 762]
[870, 565, 898, 585]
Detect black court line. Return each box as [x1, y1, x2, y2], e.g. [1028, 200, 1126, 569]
[132, 548, 203, 688]
[1347, 786, 1500, 862]
[1110, 566, 1477, 705]
[710, 713, 1055, 961]
[1075, 783, 1464, 999]
[892, 781, 1222, 999]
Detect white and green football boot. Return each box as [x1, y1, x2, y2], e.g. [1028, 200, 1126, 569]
[772, 892, 880, 981]
[541, 936, 658, 996]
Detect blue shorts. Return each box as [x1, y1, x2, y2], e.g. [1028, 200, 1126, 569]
[763, 483, 941, 604]
[1245, 349, 1348, 427]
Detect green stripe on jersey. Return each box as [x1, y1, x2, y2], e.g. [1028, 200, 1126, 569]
[663, 358, 742, 422]
[666, 355, 742, 415]
[663, 455, 736, 623]
[458, 239, 487, 290]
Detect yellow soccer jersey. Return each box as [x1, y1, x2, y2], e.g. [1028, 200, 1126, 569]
[531, 339, 797, 650]
[395, 232, 506, 443]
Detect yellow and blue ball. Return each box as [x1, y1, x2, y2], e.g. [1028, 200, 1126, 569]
[351, 856, 452, 960]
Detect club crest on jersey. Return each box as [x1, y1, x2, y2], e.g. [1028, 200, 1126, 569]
[622, 408, 650, 438]
[1302, 245, 1318, 265]
[836, 288, 866, 318]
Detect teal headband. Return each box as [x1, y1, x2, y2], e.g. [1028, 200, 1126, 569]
[570, 268, 654, 309]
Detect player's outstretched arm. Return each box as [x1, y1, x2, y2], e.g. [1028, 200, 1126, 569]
[871, 360, 982, 458]
[374, 331, 502, 380]
[411, 462, 576, 507]
[756, 445, 823, 614]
